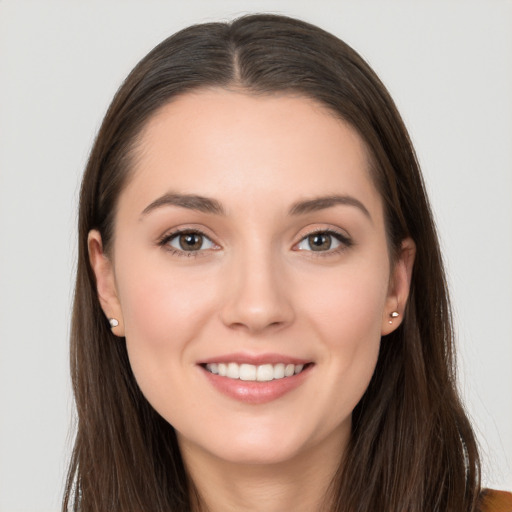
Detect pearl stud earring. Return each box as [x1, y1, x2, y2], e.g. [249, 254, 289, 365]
[388, 311, 399, 324]
[109, 318, 119, 328]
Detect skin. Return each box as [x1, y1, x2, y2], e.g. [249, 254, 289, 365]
[89, 89, 415, 512]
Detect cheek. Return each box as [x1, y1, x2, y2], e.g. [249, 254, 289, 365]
[115, 256, 219, 382]
[118, 253, 215, 335]
[297, 261, 388, 402]
[300, 260, 389, 342]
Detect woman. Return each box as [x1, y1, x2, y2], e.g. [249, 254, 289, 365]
[63, 14, 511, 512]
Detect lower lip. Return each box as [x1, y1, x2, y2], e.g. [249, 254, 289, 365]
[200, 364, 313, 404]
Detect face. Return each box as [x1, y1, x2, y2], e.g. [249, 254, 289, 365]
[89, 89, 414, 468]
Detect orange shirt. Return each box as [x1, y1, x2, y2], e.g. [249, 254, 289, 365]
[479, 489, 512, 512]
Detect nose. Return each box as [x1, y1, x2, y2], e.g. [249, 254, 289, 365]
[219, 247, 295, 335]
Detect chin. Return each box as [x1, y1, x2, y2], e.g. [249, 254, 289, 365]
[178, 423, 314, 467]
[183, 413, 349, 470]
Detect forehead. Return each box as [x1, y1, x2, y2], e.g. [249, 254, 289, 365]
[123, 89, 383, 221]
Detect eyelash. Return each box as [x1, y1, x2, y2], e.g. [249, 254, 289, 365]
[297, 228, 353, 257]
[157, 228, 353, 258]
[157, 228, 217, 258]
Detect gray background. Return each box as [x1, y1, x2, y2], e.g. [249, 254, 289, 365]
[1, 1, 511, 510]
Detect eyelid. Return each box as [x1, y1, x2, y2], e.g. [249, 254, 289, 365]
[157, 226, 220, 256]
[293, 227, 353, 254]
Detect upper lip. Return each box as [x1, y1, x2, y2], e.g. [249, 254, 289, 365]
[198, 352, 312, 366]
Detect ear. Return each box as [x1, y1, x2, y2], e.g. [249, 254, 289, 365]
[381, 237, 416, 335]
[88, 230, 125, 337]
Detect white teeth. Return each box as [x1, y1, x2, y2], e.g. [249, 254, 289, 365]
[284, 364, 295, 377]
[205, 362, 307, 381]
[226, 362, 239, 379]
[257, 364, 274, 382]
[274, 363, 285, 379]
[239, 363, 257, 381]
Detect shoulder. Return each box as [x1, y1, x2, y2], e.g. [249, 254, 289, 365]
[478, 489, 512, 512]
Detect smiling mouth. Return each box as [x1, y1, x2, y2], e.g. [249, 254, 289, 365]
[203, 362, 310, 382]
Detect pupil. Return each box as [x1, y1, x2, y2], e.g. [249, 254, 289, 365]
[180, 233, 202, 250]
[309, 233, 331, 251]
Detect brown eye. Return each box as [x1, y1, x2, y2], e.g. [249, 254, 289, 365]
[308, 233, 332, 251]
[296, 230, 351, 253]
[179, 232, 203, 251]
[163, 230, 217, 253]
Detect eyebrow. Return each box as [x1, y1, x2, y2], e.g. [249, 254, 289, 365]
[288, 195, 371, 220]
[141, 193, 225, 217]
[140, 192, 371, 221]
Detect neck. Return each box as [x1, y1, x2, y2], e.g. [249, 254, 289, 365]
[179, 429, 347, 512]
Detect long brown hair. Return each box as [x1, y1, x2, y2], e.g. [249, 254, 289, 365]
[64, 14, 481, 511]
